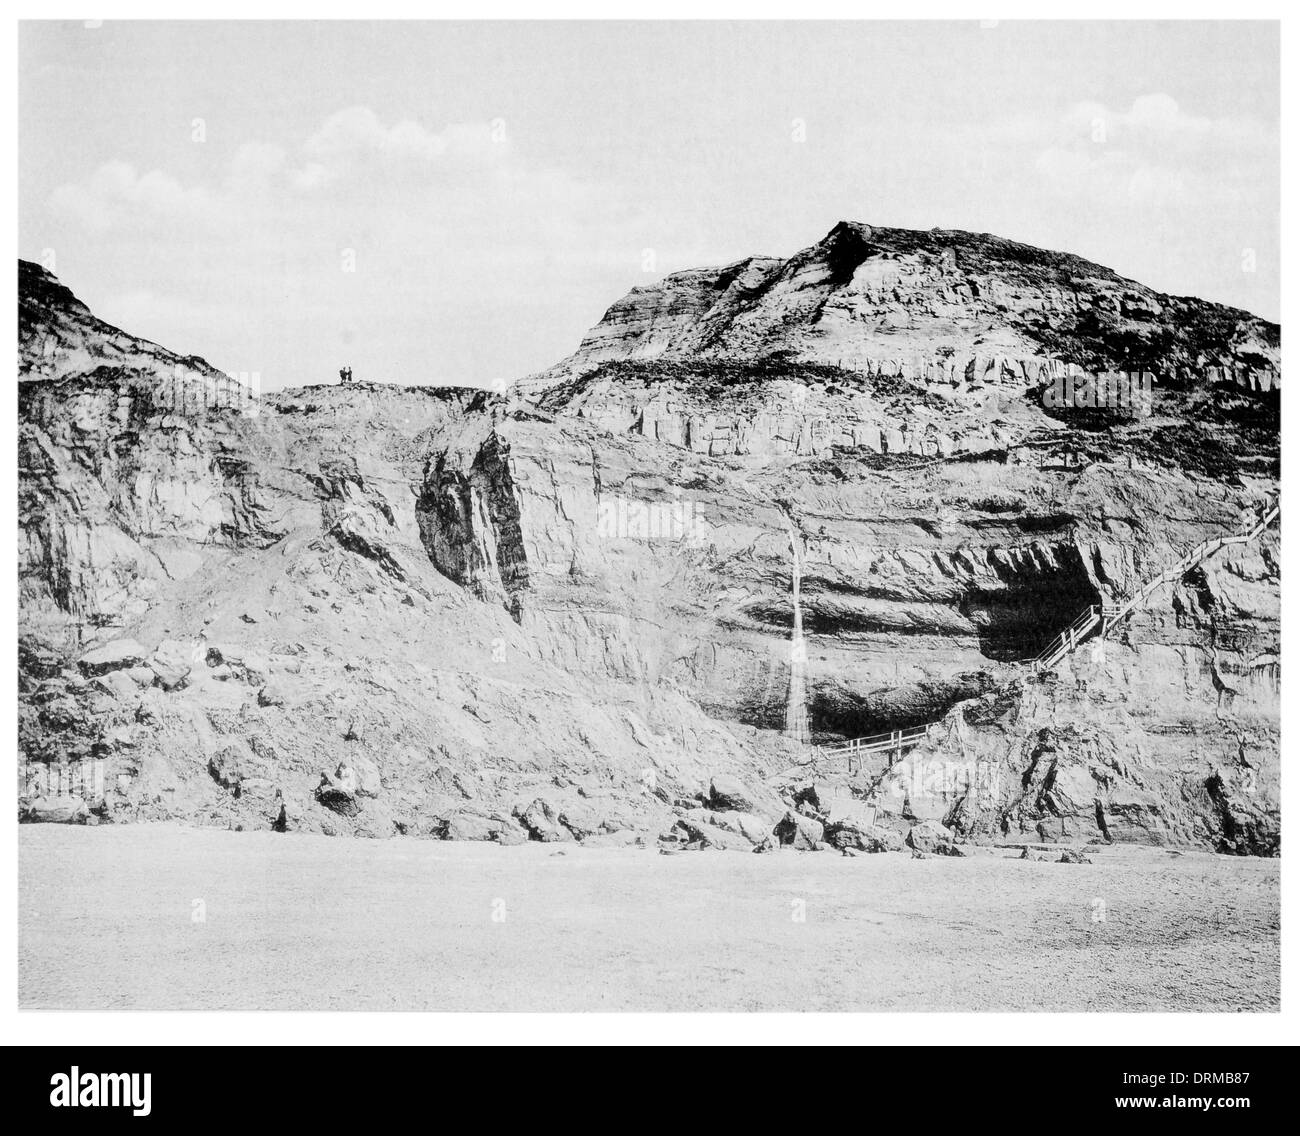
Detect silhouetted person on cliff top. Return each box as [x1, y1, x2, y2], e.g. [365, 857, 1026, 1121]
[339, 365, 353, 384]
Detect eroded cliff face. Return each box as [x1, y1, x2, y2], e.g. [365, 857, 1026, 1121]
[20, 260, 225, 385]
[529, 222, 1280, 394]
[16, 225, 1281, 853]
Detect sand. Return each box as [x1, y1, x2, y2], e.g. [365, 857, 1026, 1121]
[19, 825, 1279, 1011]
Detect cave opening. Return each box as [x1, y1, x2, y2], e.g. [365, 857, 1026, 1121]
[806, 671, 1000, 744]
[964, 565, 1103, 663]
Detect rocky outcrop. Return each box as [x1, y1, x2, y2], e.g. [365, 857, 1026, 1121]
[78, 639, 147, 676]
[20, 259, 227, 386]
[20, 795, 89, 825]
[526, 222, 1279, 393]
[15, 226, 1280, 852]
[774, 810, 825, 850]
[433, 809, 528, 845]
[707, 773, 782, 817]
[824, 821, 904, 854]
[905, 819, 961, 856]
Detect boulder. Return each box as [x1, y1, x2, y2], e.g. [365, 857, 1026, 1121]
[774, 810, 825, 850]
[328, 762, 358, 792]
[793, 781, 843, 817]
[555, 802, 604, 841]
[316, 785, 361, 817]
[78, 639, 147, 677]
[349, 753, 383, 798]
[148, 639, 195, 690]
[713, 810, 775, 844]
[95, 670, 141, 700]
[206, 644, 243, 668]
[905, 819, 959, 855]
[513, 798, 574, 842]
[671, 808, 770, 846]
[447, 809, 528, 845]
[235, 777, 277, 802]
[825, 820, 905, 853]
[22, 795, 89, 824]
[707, 773, 781, 817]
[435, 809, 529, 845]
[125, 666, 156, 688]
[1058, 848, 1093, 864]
[580, 830, 644, 848]
[353, 799, 398, 839]
[208, 741, 263, 792]
[149, 659, 190, 691]
[672, 816, 752, 851]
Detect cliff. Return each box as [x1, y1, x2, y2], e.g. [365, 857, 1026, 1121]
[528, 222, 1280, 394]
[19, 259, 226, 385]
[16, 222, 1281, 853]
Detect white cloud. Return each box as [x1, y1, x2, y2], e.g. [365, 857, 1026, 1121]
[51, 108, 521, 229]
[97, 289, 244, 344]
[1036, 94, 1275, 207]
[294, 107, 507, 190]
[44, 107, 645, 387]
[289, 162, 330, 193]
[51, 160, 226, 232]
[228, 143, 288, 195]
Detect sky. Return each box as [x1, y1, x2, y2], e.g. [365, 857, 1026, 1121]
[19, 20, 1280, 391]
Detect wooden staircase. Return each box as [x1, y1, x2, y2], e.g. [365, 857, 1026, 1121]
[1098, 498, 1280, 640]
[769, 724, 931, 780]
[1024, 603, 1102, 673]
[817, 724, 931, 772]
[804, 495, 1279, 767]
[1025, 495, 1279, 672]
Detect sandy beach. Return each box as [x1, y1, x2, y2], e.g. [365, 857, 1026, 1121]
[19, 826, 1280, 1012]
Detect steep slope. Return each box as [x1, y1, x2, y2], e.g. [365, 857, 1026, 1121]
[20, 389, 783, 843]
[19, 259, 226, 384]
[16, 225, 1281, 853]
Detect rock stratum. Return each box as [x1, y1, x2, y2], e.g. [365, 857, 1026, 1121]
[17, 223, 1281, 854]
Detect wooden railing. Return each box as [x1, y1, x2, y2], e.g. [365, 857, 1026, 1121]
[1101, 499, 1279, 638]
[805, 496, 1278, 762]
[773, 723, 931, 780]
[1023, 497, 1279, 672]
[1024, 604, 1101, 672]
[819, 724, 931, 759]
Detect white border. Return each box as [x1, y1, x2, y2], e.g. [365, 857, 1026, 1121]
[4, 3, 1292, 1047]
